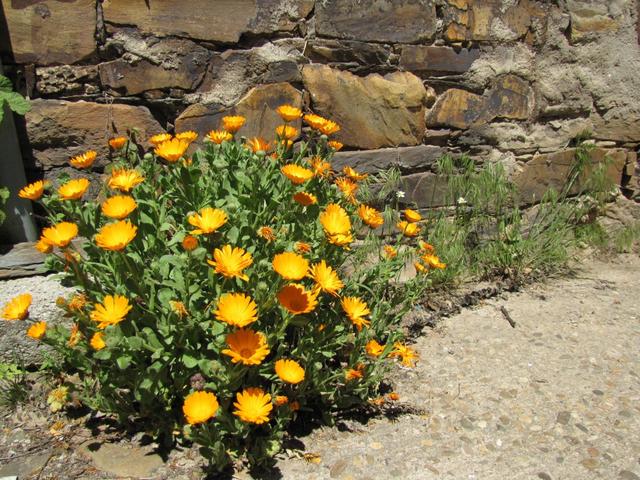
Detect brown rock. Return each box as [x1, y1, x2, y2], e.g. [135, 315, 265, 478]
[401, 172, 450, 208]
[513, 148, 627, 204]
[427, 89, 486, 130]
[102, 0, 313, 43]
[332, 145, 448, 175]
[176, 82, 303, 141]
[592, 112, 640, 143]
[36, 65, 99, 96]
[25, 100, 163, 169]
[570, 5, 619, 42]
[315, 0, 437, 43]
[302, 65, 427, 149]
[400, 45, 480, 74]
[486, 75, 534, 121]
[0, 0, 96, 64]
[306, 39, 391, 66]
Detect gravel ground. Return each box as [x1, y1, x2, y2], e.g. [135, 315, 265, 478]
[0, 255, 639, 479]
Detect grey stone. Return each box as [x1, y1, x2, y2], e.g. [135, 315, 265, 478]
[332, 145, 448, 175]
[400, 45, 481, 74]
[619, 471, 640, 480]
[556, 411, 571, 425]
[36, 65, 99, 96]
[81, 442, 164, 478]
[400, 171, 450, 208]
[0, 451, 52, 478]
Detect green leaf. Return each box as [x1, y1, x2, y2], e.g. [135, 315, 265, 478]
[0, 75, 12, 91]
[116, 355, 132, 370]
[182, 354, 198, 368]
[0, 91, 30, 116]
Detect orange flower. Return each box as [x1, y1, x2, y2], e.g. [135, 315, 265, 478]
[274, 395, 289, 406]
[294, 241, 311, 254]
[207, 130, 233, 144]
[101, 195, 137, 219]
[292, 191, 317, 206]
[154, 138, 190, 163]
[90, 332, 106, 350]
[357, 204, 384, 229]
[365, 339, 384, 357]
[182, 235, 198, 251]
[390, 342, 419, 367]
[404, 209, 422, 223]
[341, 296, 371, 331]
[233, 387, 273, 424]
[222, 328, 270, 365]
[420, 253, 446, 270]
[68, 323, 81, 346]
[281, 164, 314, 185]
[222, 115, 246, 133]
[277, 284, 318, 315]
[308, 260, 343, 296]
[383, 245, 397, 259]
[2, 293, 32, 320]
[275, 124, 298, 140]
[188, 207, 228, 235]
[58, 178, 90, 200]
[42, 222, 78, 248]
[246, 137, 271, 154]
[335, 177, 358, 202]
[290, 400, 300, 411]
[272, 252, 309, 280]
[90, 294, 132, 329]
[343, 166, 368, 182]
[149, 133, 172, 145]
[214, 293, 258, 328]
[311, 156, 332, 177]
[258, 226, 276, 242]
[328, 140, 343, 151]
[170, 300, 188, 318]
[303, 113, 328, 130]
[19, 180, 45, 200]
[35, 238, 53, 254]
[109, 136, 127, 149]
[397, 220, 420, 237]
[275, 359, 305, 384]
[70, 151, 97, 169]
[183, 391, 219, 425]
[27, 321, 47, 340]
[108, 168, 144, 192]
[276, 105, 302, 122]
[175, 131, 198, 143]
[319, 120, 340, 136]
[387, 392, 400, 401]
[345, 364, 364, 381]
[418, 240, 435, 252]
[207, 245, 253, 281]
[414, 261, 427, 274]
[95, 220, 137, 251]
[319, 203, 352, 247]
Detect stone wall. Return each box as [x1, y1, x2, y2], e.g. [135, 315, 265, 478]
[1, 0, 639, 208]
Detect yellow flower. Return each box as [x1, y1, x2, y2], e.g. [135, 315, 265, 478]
[345, 364, 364, 381]
[383, 245, 397, 258]
[109, 136, 127, 149]
[257, 226, 276, 242]
[335, 177, 358, 202]
[188, 207, 228, 235]
[414, 261, 427, 274]
[246, 137, 271, 154]
[183, 391, 219, 425]
[222, 328, 270, 365]
[277, 284, 318, 315]
[421, 253, 446, 270]
[90, 295, 132, 329]
[294, 241, 311, 254]
[328, 140, 343, 151]
[2, 293, 32, 320]
[275, 359, 305, 384]
[397, 220, 421, 237]
[319, 120, 340, 136]
[58, 178, 90, 200]
[95, 220, 137, 251]
[108, 168, 144, 192]
[311, 156, 332, 177]
[182, 235, 199, 251]
[27, 321, 47, 340]
[319, 203, 353, 247]
[281, 164, 314, 185]
[404, 209, 421, 223]
[170, 300, 188, 318]
[308, 260, 343, 296]
[303, 113, 328, 130]
[68, 324, 81, 346]
[222, 115, 246, 133]
[292, 191, 317, 206]
[207, 245, 253, 281]
[149, 133, 172, 145]
[357, 204, 384, 229]
[90, 332, 106, 350]
[276, 105, 302, 122]
[207, 130, 233, 144]
[175, 131, 198, 143]
[42, 222, 78, 248]
[418, 240, 435, 252]
[233, 387, 273, 424]
[343, 166, 367, 182]
[35, 237, 53, 254]
[341, 296, 371, 331]
[275, 124, 299, 140]
[154, 138, 190, 163]
[68, 294, 88, 311]
[101, 195, 137, 219]
[214, 293, 258, 328]
[274, 395, 289, 406]
[69, 151, 97, 169]
[272, 252, 309, 280]
[365, 339, 384, 357]
[19, 180, 45, 200]
[390, 342, 419, 367]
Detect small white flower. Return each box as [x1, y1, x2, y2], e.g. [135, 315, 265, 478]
[457, 196, 467, 205]
[396, 191, 406, 199]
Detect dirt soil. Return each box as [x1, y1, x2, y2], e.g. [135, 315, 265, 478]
[1, 254, 639, 479]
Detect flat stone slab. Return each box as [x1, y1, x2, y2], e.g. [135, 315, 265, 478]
[0, 242, 46, 279]
[80, 441, 164, 479]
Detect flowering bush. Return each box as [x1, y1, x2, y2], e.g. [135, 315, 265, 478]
[5, 106, 446, 469]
